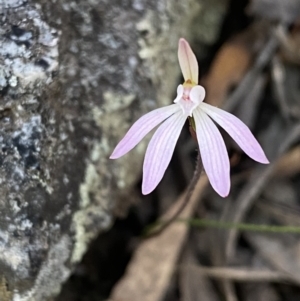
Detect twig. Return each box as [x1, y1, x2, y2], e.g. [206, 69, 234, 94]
[223, 34, 278, 112]
[224, 122, 300, 261]
[180, 265, 293, 283]
[271, 56, 290, 122]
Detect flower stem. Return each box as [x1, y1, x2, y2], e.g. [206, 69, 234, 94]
[144, 151, 203, 237]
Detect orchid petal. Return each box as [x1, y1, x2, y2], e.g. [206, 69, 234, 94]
[193, 108, 230, 197]
[178, 38, 198, 84]
[110, 104, 180, 159]
[174, 84, 184, 103]
[142, 111, 186, 194]
[190, 85, 206, 104]
[200, 103, 269, 164]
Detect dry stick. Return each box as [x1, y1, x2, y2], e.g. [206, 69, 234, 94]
[255, 201, 300, 227]
[271, 56, 291, 121]
[180, 266, 294, 283]
[244, 231, 300, 285]
[224, 123, 300, 261]
[145, 151, 202, 238]
[223, 34, 278, 112]
[179, 246, 220, 301]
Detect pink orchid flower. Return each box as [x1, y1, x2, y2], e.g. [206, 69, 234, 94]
[110, 38, 269, 197]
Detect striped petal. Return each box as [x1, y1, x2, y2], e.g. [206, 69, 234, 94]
[110, 104, 180, 159]
[142, 111, 186, 194]
[178, 38, 198, 84]
[200, 103, 269, 164]
[193, 108, 230, 197]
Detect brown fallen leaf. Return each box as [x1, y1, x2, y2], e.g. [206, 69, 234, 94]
[203, 42, 251, 107]
[203, 22, 270, 107]
[179, 246, 220, 301]
[109, 176, 208, 301]
[273, 146, 300, 178]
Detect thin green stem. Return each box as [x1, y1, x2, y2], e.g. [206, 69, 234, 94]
[179, 218, 300, 233]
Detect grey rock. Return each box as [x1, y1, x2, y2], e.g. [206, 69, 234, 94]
[0, 0, 228, 300]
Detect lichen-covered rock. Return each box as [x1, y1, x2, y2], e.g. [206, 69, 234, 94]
[0, 0, 228, 300]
